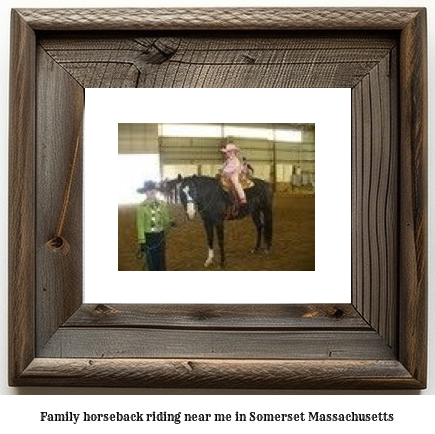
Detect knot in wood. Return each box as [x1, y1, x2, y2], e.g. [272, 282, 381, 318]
[332, 308, 345, 319]
[94, 304, 116, 315]
[45, 236, 71, 255]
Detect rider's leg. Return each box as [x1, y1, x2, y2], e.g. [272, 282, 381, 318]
[230, 173, 246, 203]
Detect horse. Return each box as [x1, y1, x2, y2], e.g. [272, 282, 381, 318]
[179, 175, 273, 268]
[159, 175, 182, 204]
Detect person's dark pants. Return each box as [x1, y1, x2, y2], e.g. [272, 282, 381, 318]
[144, 232, 167, 271]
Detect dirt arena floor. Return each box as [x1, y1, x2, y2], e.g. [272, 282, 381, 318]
[119, 193, 315, 271]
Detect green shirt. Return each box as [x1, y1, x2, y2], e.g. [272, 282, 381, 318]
[136, 198, 170, 243]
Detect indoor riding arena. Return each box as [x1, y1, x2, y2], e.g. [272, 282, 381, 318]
[118, 123, 315, 271]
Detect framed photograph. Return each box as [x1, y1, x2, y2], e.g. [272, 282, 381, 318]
[88, 89, 349, 304]
[9, 8, 427, 388]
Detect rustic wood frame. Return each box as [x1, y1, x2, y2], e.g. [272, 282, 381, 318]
[9, 8, 427, 389]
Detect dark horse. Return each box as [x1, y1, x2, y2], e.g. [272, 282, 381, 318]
[179, 175, 273, 268]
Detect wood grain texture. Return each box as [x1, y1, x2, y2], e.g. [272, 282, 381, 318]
[17, 358, 420, 389]
[398, 8, 428, 386]
[386, 47, 399, 350]
[8, 8, 427, 389]
[35, 48, 84, 353]
[38, 329, 395, 360]
[39, 33, 396, 88]
[8, 10, 36, 386]
[16, 8, 422, 31]
[65, 304, 369, 329]
[351, 51, 398, 351]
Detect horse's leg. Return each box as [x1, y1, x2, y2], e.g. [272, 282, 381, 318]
[204, 220, 215, 268]
[251, 209, 263, 252]
[262, 206, 273, 252]
[216, 221, 225, 268]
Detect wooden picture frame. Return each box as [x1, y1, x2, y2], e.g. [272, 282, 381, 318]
[9, 8, 427, 389]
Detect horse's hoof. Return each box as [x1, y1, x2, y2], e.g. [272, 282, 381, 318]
[251, 248, 260, 254]
[204, 259, 213, 268]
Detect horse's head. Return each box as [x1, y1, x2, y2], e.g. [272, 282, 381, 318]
[179, 177, 198, 220]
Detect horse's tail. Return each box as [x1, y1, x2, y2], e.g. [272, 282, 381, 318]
[262, 184, 273, 249]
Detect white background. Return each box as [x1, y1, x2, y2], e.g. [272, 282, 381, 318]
[0, 0, 434, 422]
[85, 88, 351, 303]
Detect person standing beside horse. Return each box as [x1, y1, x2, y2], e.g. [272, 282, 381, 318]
[221, 143, 247, 206]
[136, 180, 171, 271]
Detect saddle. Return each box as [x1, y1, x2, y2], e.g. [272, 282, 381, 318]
[218, 174, 253, 220]
[219, 174, 254, 192]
